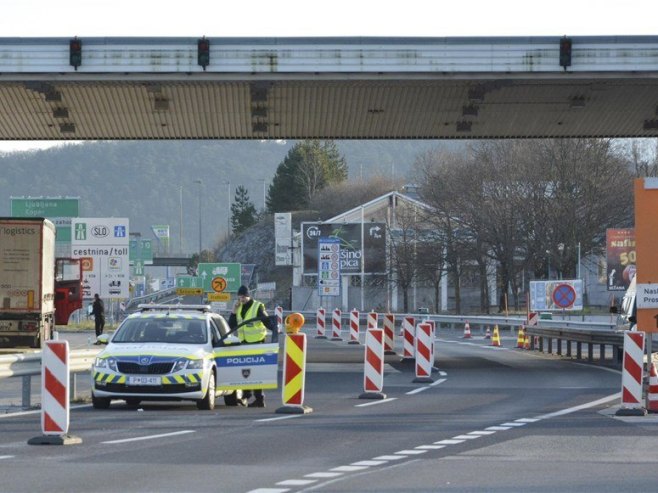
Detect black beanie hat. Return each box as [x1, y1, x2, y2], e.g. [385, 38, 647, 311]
[237, 285, 249, 296]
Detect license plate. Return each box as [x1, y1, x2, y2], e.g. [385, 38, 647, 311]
[127, 376, 162, 386]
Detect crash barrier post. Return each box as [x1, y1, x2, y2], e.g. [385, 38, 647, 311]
[648, 362, 658, 413]
[616, 330, 647, 416]
[315, 307, 327, 339]
[275, 306, 283, 333]
[367, 311, 378, 330]
[331, 308, 342, 341]
[401, 316, 415, 361]
[413, 322, 434, 383]
[491, 325, 501, 347]
[516, 326, 525, 348]
[463, 320, 472, 339]
[276, 314, 313, 414]
[28, 340, 82, 445]
[383, 313, 396, 355]
[359, 328, 386, 400]
[349, 309, 360, 345]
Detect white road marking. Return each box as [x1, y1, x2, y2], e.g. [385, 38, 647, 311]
[102, 430, 195, 444]
[247, 489, 290, 493]
[416, 445, 446, 450]
[430, 378, 448, 387]
[452, 434, 481, 439]
[515, 418, 541, 423]
[0, 403, 91, 420]
[276, 480, 317, 486]
[0, 455, 15, 459]
[406, 387, 428, 395]
[486, 426, 512, 431]
[256, 415, 303, 422]
[535, 392, 621, 420]
[434, 439, 465, 445]
[395, 449, 428, 455]
[304, 472, 344, 478]
[501, 422, 526, 427]
[373, 455, 406, 460]
[330, 465, 369, 472]
[351, 460, 388, 466]
[354, 397, 398, 407]
[468, 430, 497, 436]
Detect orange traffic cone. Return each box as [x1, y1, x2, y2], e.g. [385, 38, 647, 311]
[648, 363, 658, 413]
[491, 325, 501, 347]
[516, 326, 525, 348]
[484, 327, 491, 339]
[463, 321, 472, 339]
[523, 333, 531, 350]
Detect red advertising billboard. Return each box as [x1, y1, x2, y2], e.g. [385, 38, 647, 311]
[606, 228, 635, 291]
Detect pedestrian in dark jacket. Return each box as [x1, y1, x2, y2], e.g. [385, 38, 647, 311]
[92, 293, 105, 339]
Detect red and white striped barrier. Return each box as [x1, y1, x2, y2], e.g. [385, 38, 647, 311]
[527, 311, 539, 326]
[413, 322, 434, 383]
[349, 309, 360, 345]
[383, 313, 396, 355]
[401, 316, 415, 360]
[331, 308, 343, 341]
[648, 362, 658, 413]
[616, 330, 647, 416]
[367, 311, 378, 330]
[463, 320, 472, 339]
[28, 340, 81, 445]
[275, 305, 283, 333]
[315, 307, 327, 339]
[359, 328, 386, 399]
[276, 333, 313, 414]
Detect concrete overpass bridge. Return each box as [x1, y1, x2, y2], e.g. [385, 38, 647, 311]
[0, 36, 657, 141]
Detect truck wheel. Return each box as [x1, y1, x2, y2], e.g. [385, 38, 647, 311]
[196, 371, 216, 410]
[92, 393, 111, 409]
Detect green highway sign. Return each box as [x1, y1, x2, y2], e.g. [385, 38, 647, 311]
[11, 197, 80, 243]
[197, 263, 241, 293]
[129, 238, 153, 264]
[176, 275, 201, 288]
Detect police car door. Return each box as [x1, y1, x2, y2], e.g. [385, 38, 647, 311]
[210, 315, 279, 391]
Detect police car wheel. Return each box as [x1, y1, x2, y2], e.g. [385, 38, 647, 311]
[92, 393, 111, 409]
[197, 371, 216, 410]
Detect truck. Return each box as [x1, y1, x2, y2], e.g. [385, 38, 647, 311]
[0, 217, 83, 348]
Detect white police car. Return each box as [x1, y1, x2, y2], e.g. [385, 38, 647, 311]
[91, 304, 279, 410]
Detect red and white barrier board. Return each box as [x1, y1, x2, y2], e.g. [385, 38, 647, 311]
[617, 331, 646, 416]
[349, 309, 360, 344]
[316, 307, 326, 339]
[401, 316, 415, 360]
[413, 322, 434, 383]
[367, 311, 378, 330]
[383, 313, 395, 354]
[276, 333, 313, 414]
[331, 308, 342, 340]
[527, 312, 539, 326]
[275, 306, 283, 333]
[359, 329, 386, 399]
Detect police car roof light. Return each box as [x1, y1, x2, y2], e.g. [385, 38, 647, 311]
[137, 303, 211, 313]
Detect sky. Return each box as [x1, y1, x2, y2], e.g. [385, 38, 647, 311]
[0, 0, 656, 152]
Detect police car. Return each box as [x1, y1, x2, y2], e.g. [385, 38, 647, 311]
[91, 304, 279, 410]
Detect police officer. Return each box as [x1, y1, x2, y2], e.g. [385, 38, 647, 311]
[228, 285, 273, 407]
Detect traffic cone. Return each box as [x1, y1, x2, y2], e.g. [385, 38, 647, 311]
[491, 325, 501, 347]
[648, 362, 658, 413]
[516, 326, 525, 348]
[484, 327, 491, 339]
[463, 321, 472, 339]
[523, 333, 531, 350]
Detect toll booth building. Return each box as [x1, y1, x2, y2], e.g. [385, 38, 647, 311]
[291, 190, 470, 314]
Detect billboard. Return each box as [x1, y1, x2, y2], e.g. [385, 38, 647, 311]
[302, 222, 386, 275]
[529, 280, 583, 311]
[606, 228, 635, 291]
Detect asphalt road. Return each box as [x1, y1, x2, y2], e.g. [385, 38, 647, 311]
[1, 329, 657, 493]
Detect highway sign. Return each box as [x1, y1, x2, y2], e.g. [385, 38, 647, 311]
[529, 280, 583, 311]
[176, 287, 203, 296]
[318, 237, 340, 296]
[211, 276, 227, 293]
[207, 292, 231, 301]
[551, 283, 577, 309]
[197, 263, 241, 293]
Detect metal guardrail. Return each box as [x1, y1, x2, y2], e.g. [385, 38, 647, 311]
[0, 348, 101, 408]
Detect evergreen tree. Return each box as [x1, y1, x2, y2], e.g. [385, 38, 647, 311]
[266, 140, 348, 212]
[230, 185, 258, 235]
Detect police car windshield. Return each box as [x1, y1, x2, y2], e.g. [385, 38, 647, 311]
[113, 318, 208, 344]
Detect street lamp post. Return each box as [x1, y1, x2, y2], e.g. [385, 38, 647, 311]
[557, 243, 565, 279]
[194, 179, 202, 254]
[179, 186, 183, 255]
[224, 180, 231, 238]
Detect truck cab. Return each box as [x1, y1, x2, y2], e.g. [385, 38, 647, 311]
[54, 258, 83, 326]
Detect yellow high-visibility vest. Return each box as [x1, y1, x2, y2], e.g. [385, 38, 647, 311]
[237, 300, 267, 343]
